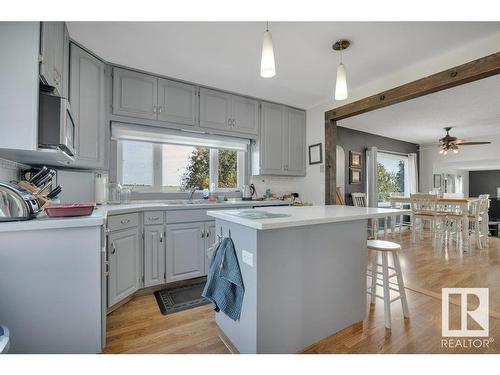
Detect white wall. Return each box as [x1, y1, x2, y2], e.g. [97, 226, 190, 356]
[419, 134, 500, 196]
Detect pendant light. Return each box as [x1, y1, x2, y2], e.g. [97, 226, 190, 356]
[332, 39, 350, 100]
[260, 21, 276, 78]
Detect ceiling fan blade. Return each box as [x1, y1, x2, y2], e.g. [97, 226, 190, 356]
[455, 141, 491, 146]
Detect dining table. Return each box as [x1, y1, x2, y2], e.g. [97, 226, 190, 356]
[389, 196, 480, 246]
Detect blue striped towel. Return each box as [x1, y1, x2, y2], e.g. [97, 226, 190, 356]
[202, 237, 245, 321]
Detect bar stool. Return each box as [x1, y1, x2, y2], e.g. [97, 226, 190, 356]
[366, 240, 410, 329]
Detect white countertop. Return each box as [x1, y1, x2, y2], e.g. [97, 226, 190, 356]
[0, 211, 105, 233]
[0, 199, 290, 233]
[206, 205, 412, 230]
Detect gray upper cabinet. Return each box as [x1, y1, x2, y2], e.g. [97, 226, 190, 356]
[157, 78, 197, 127]
[166, 222, 205, 283]
[259, 102, 285, 174]
[200, 88, 259, 137]
[39, 22, 66, 95]
[199, 88, 232, 132]
[144, 224, 166, 287]
[69, 43, 108, 169]
[252, 102, 306, 176]
[283, 108, 306, 175]
[107, 227, 141, 307]
[231, 95, 259, 136]
[112, 68, 158, 120]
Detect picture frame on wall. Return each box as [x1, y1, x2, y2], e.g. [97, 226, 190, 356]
[308, 143, 323, 165]
[349, 168, 361, 184]
[349, 151, 361, 168]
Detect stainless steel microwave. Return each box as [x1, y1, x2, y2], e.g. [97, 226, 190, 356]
[38, 92, 76, 157]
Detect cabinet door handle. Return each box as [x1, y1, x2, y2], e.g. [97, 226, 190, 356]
[206, 228, 210, 238]
[160, 232, 163, 243]
[153, 106, 157, 114]
[201, 229, 205, 238]
[104, 261, 109, 276]
[227, 118, 231, 127]
[111, 242, 116, 255]
[158, 106, 163, 113]
[120, 219, 130, 224]
[232, 119, 236, 127]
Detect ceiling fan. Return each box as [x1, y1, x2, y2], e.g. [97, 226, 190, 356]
[437, 127, 491, 155]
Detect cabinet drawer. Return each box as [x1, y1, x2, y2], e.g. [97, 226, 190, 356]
[144, 211, 164, 225]
[165, 209, 215, 224]
[108, 213, 139, 231]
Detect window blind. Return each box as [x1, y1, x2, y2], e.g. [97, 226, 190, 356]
[111, 122, 250, 151]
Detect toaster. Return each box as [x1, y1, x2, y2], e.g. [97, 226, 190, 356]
[0, 182, 41, 221]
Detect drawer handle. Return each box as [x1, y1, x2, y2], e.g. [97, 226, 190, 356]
[160, 232, 163, 243]
[149, 216, 160, 221]
[120, 219, 130, 224]
[111, 243, 116, 255]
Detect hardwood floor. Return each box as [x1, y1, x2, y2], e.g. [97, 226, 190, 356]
[103, 232, 500, 354]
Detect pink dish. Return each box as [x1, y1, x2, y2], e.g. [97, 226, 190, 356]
[44, 203, 95, 217]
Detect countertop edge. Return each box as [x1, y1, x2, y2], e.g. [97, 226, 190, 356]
[206, 209, 412, 230]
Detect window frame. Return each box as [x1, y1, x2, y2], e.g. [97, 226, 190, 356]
[117, 140, 246, 194]
[376, 151, 410, 207]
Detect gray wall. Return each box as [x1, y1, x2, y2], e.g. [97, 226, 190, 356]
[336, 126, 419, 205]
[469, 170, 500, 198]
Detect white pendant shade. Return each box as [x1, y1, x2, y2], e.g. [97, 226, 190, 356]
[335, 63, 348, 100]
[260, 30, 276, 78]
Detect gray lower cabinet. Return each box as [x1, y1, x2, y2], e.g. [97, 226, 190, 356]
[107, 227, 141, 307]
[205, 222, 216, 274]
[39, 22, 67, 96]
[199, 88, 259, 137]
[69, 43, 108, 169]
[252, 102, 306, 176]
[112, 68, 158, 120]
[157, 78, 198, 126]
[144, 224, 166, 287]
[166, 222, 206, 283]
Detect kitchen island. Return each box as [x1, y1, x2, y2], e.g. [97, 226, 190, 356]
[206, 205, 411, 354]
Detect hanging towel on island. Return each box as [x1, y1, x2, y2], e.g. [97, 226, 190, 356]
[202, 237, 245, 321]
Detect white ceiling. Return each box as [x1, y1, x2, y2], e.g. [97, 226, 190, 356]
[339, 74, 500, 144]
[67, 22, 500, 109]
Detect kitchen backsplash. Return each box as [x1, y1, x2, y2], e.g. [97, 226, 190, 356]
[250, 176, 300, 199]
[0, 157, 26, 182]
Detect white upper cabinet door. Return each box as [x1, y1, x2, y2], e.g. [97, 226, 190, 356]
[284, 108, 306, 176]
[231, 95, 259, 136]
[157, 79, 197, 127]
[70, 43, 106, 169]
[144, 224, 166, 287]
[112, 68, 158, 120]
[40, 22, 65, 94]
[199, 88, 232, 132]
[166, 223, 205, 283]
[260, 102, 284, 174]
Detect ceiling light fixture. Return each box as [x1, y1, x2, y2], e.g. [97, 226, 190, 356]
[260, 21, 276, 78]
[332, 39, 350, 101]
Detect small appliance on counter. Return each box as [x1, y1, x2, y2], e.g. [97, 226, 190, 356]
[242, 184, 256, 201]
[0, 182, 41, 221]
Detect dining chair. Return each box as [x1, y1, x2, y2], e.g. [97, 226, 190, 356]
[468, 195, 490, 249]
[409, 194, 445, 245]
[389, 193, 412, 240]
[351, 192, 379, 239]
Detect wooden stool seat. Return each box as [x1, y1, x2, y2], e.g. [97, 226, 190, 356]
[367, 240, 401, 251]
[367, 240, 409, 329]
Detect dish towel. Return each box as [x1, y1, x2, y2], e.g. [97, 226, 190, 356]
[202, 237, 245, 321]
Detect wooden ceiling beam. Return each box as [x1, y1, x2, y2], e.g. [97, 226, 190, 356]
[325, 51, 500, 122]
